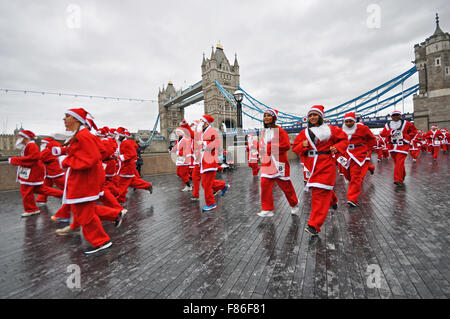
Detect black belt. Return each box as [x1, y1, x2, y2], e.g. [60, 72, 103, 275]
[348, 144, 364, 150]
[305, 150, 331, 157]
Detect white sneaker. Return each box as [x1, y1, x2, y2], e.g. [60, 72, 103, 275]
[21, 210, 40, 217]
[257, 210, 274, 217]
[181, 186, 191, 192]
[291, 205, 300, 215]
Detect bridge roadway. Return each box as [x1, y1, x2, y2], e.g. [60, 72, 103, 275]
[0, 152, 448, 299]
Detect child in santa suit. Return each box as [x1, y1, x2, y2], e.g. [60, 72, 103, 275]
[380, 110, 417, 186]
[292, 105, 348, 236]
[339, 112, 376, 207]
[171, 126, 193, 191]
[116, 127, 153, 203]
[190, 120, 203, 201]
[198, 115, 230, 211]
[36, 137, 66, 204]
[424, 125, 444, 160]
[258, 109, 299, 217]
[374, 135, 385, 162]
[8, 130, 64, 217]
[246, 133, 260, 177]
[409, 132, 422, 162]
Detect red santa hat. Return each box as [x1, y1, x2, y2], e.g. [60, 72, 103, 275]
[41, 137, 54, 144]
[86, 118, 98, 131]
[18, 130, 36, 140]
[344, 112, 357, 122]
[264, 109, 279, 121]
[201, 114, 215, 125]
[95, 127, 109, 137]
[431, 124, 438, 129]
[116, 127, 130, 137]
[65, 108, 93, 125]
[308, 105, 325, 119]
[391, 110, 402, 116]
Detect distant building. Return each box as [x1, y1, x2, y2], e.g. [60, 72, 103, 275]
[413, 13, 450, 131]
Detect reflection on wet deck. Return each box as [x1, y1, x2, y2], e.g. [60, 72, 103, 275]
[0, 152, 448, 299]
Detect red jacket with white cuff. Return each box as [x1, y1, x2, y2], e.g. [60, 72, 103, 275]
[9, 141, 45, 185]
[200, 125, 221, 174]
[41, 140, 65, 178]
[117, 139, 138, 178]
[259, 126, 291, 179]
[380, 120, 417, 154]
[342, 122, 376, 167]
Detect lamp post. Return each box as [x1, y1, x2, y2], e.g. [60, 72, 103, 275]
[233, 89, 244, 129]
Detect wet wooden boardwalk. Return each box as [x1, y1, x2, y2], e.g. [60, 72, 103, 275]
[0, 152, 449, 299]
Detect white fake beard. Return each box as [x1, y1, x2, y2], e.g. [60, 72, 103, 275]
[309, 123, 331, 142]
[15, 137, 25, 150]
[390, 120, 402, 130]
[342, 123, 357, 139]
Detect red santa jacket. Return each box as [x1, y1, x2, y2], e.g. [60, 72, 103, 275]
[409, 133, 422, 151]
[380, 120, 417, 154]
[424, 130, 444, 147]
[172, 136, 193, 166]
[60, 128, 105, 204]
[259, 125, 291, 179]
[292, 124, 348, 191]
[9, 141, 45, 185]
[342, 122, 376, 167]
[246, 135, 259, 163]
[41, 140, 65, 178]
[98, 137, 117, 177]
[192, 130, 202, 166]
[118, 138, 138, 178]
[200, 125, 221, 174]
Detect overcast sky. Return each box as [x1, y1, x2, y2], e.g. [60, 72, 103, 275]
[0, 0, 449, 135]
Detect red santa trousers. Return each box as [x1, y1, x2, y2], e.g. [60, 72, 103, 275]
[70, 204, 121, 230]
[410, 150, 420, 160]
[192, 165, 201, 198]
[308, 188, 337, 233]
[70, 201, 110, 247]
[36, 175, 65, 202]
[383, 150, 389, 158]
[260, 177, 298, 211]
[441, 143, 448, 152]
[118, 176, 151, 203]
[201, 171, 226, 206]
[20, 184, 63, 213]
[248, 163, 260, 176]
[100, 188, 124, 210]
[105, 176, 120, 197]
[432, 146, 439, 160]
[376, 149, 384, 160]
[390, 152, 408, 183]
[177, 166, 191, 183]
[344, 161, 369, 204]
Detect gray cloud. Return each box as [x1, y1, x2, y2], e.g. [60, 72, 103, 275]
[1, 0, 449, 135]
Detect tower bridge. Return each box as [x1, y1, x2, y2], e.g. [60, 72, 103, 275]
[155, 14, 450, 145]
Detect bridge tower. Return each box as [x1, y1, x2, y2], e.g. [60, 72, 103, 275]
[413, 13, 450, 131]
[201, 43, 240, 131]
[158, 81, 185, 141]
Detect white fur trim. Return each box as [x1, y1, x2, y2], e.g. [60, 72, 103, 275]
[64, 194, 101, 204]
[200, 167, 218, 174]
[18, 132, 32, 139]
[19, 181, 44, 186]
[65, 110, 86, 124]
[305, 182, 334, 191]
[119, 154, 125, 162]
[119, 174, 135, 178]
[201, 116, 210, 125]
[47, 173, 65, 178]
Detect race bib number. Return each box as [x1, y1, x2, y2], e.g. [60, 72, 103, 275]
[18, 167, 31, 180]
[392, 130, 403, 139]
[434, 140, 440, 145]
[337, 156, 348, 167]
[276, 162, 286, 176]
[176, 156, 185, 165]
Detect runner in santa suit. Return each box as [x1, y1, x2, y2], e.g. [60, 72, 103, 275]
[52, 108, 114, 254]
[374, 135, 385, 162]
[95, 127, 120, 197]
[190, 120, 203, 201]
[8, 130, 64, 217]
[116, 127, 153, 204]
[442, 129, 449, 153]
[424, 125, 444, 161]
[380, 136, 390, 159]
[339, 112, 376, 207]
[292, 105, 348, 236]
[36, 137, 66, 205]
[198, 115, 230, 211]
[171, 126, 193, 191]
[409, 132, 422, 162]
[380, 110, 417, 186]
[258, 109, 299, 217]
[246, 133, 260, 177]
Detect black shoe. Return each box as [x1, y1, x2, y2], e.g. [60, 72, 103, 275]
[114, 209, 127, 228]
[347, 200, 357, 207]
[305, 225, 318, 236]
[393, 181, 401, 186]
[148, 184, 153, 194]
[190, 196, 199, 201]
[332, 203, 338, 210]
[84, 241, 112, 255]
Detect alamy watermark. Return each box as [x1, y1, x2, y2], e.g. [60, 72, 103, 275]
[66, 264, 81, 289]
[366, 4, 381, 29]
[66, 4, 81, 29]
[366, 264, 382, 289]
